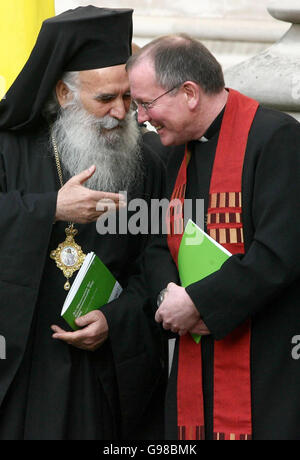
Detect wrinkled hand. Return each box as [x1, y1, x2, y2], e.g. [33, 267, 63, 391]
[55, 165, 126, 224]
[51, 310, 108, 351]
[180, 318, 211, 337]
[155, 282, 202, 334]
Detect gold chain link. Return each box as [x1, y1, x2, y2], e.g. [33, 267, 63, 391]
[51, 132, 73, 229]
[51, 133, 64, 188]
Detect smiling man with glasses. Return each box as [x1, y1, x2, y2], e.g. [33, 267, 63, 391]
[129, 65, 191, 146]
[126, 33, 300, 440]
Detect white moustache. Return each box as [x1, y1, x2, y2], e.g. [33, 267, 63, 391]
[90, 115, 124, 131]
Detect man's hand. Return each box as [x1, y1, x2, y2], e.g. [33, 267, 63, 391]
[155, 282, 201, 333]
[179, 318, 211, 337]
[51, 310, 108, 351]
[55, 165, 126, 224]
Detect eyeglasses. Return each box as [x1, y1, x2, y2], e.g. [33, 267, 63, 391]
[132, 85, 179, 113]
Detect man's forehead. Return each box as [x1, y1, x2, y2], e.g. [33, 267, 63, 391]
[78, 64, 129, 89]
[128, 60, 159, 98]
[129, 57, 154, 79]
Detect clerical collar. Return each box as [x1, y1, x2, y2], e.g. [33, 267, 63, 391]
[198, 106, 225, 142]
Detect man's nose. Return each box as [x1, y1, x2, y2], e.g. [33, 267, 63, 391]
[136, 105, 150, 124]
[110, 98, 128, 120]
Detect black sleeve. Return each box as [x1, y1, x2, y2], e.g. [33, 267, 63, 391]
[186, 121, 300, 340]
[0, 152, 57, 286]
[0, 150, 58, 407]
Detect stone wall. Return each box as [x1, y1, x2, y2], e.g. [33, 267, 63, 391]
[55, 1, 299, 119]
[55, 0, 289, 68]
[56, 0, 273, 19]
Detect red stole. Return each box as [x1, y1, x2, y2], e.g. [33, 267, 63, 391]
[166, 89, 259, 440]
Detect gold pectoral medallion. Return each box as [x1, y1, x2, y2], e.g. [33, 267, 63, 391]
[50, 133, 87, 290]
[50, 224, 86, 290]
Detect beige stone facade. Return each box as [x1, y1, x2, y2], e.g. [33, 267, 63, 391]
[55, 0, 289, 68]
[55, 1, 299, 118]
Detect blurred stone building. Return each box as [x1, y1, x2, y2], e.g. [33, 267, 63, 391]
[55, 1, 300, 118]
[55, 0, 288, 68]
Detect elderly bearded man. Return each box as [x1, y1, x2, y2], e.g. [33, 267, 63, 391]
[0, 7, 166, 440]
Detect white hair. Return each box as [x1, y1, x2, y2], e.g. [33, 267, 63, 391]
[62, 71, 80, 93]
[51, 96, 143, 193]
[43, 71, 80, 119]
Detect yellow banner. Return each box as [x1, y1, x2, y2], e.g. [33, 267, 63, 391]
[0, 0, 55, 100]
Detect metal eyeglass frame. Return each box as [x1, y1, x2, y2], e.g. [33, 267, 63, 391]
[132, 85, 180, 112]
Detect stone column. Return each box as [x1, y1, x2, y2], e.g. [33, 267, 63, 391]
[224, 1, 300, 121]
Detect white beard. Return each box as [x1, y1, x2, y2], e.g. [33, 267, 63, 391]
[51, 101, 143, 193]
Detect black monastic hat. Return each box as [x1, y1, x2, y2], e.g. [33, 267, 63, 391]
[0, 6, 133, 131]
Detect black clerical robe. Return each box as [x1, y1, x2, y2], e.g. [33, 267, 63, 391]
[143, 105, 300, 440]
[0, 126, 167, 440]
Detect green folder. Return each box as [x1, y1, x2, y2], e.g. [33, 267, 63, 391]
[178, 219, 232, 343]
[61, 252, 122, 330]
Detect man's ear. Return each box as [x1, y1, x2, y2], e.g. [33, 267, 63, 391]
[182, 81, 200, 111]
[55, 80, 71, 107]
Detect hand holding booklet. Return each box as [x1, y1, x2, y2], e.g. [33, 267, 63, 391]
[61, 252, 122, 330]
[178, 219, 232, 343]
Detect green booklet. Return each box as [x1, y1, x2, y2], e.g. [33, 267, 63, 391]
[61, 252, 122, 330]
[178, 219, 232, 343]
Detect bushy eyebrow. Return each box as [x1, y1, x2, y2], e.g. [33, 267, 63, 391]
[94, 91, 131, 101]
[94, 93, 115, 101]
